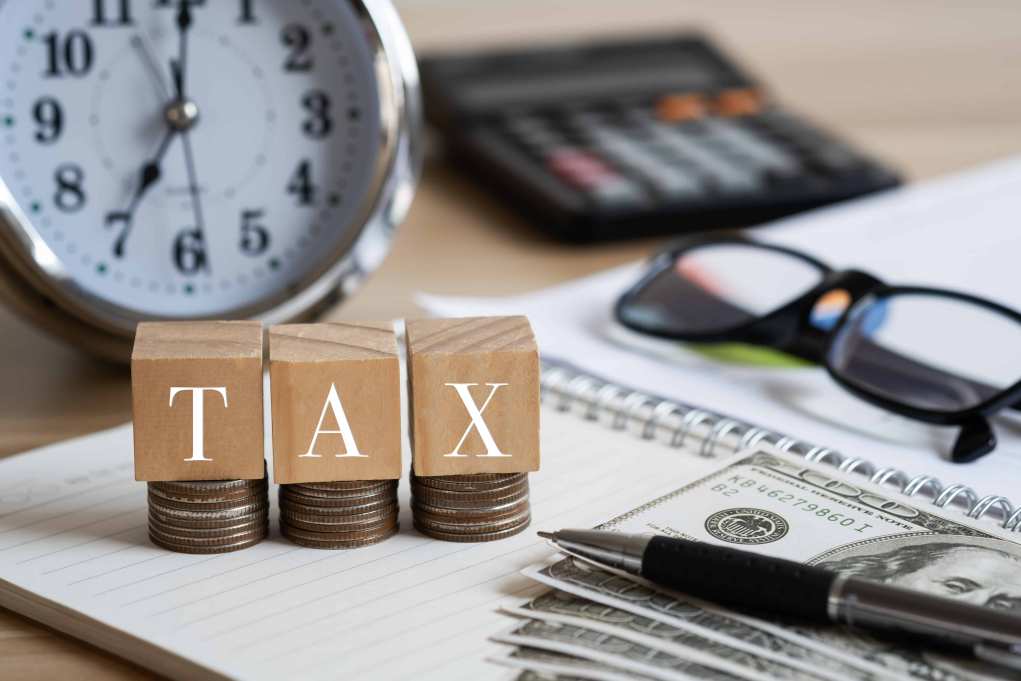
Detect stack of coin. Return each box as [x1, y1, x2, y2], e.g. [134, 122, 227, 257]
[411, 472, 531, 542]
[278, 480, 399, 549]
[148, 473, 269, 554]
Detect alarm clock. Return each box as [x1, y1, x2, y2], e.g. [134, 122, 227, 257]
[0, 0, 421, 360]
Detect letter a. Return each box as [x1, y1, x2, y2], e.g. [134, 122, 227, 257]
[300, 383, 367, 459]
[169, 387, 228, 462]
[444, 383, 511, 458]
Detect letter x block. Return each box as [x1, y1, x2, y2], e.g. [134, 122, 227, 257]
[131, 321, 264, 482]
[406, 316, 540, 476]
[269, 322, 401, 484]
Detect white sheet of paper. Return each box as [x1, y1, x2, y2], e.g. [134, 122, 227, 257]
[420, 156, 1021, 506]
[0, 405, 718, 680]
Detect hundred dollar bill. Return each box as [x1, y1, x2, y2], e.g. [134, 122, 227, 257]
[494, 618, 747, 681]
[504, 588, 884, 681]
[541, 450, 1021, 681]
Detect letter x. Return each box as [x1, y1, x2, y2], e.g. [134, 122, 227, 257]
[444, 383, 511, 458]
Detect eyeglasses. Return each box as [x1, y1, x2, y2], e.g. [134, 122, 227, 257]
[615, 235, 1021, 463]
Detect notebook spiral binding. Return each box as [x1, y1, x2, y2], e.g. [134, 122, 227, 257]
[540, 358, 1021, 533]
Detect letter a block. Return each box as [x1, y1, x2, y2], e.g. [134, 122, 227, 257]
[269, 322, 401, 484]
[131, 321, 264, 482]
[406, 316, 540, 476]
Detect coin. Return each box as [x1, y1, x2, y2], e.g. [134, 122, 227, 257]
[280, 504, 397, 527]
[291, 480, 397, 494]
[411, 473, 526, 492]
[148, 514, 267, 538]
[148, 500, 269, 520]
[278, 518, 398, 543]
[279, 496, 395, 516]
[148, 509, 268, 530]
[147, 483, 266, 505]
[410, 471, 532, 543]
[413, 517, 530, 543]
[147, 490, 266, 511]
[280, 523, 399, 550]
[149, 524, 268, 547]
[148, 532, 267, 554]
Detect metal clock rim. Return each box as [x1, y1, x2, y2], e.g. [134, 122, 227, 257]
[0, 0, 422, 359]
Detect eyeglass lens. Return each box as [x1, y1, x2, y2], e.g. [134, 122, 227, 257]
[620, 243, 825, 335]
[828, 292, 1021, 413]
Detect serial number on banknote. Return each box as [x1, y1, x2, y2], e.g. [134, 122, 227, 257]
[710, 475, 875, 533]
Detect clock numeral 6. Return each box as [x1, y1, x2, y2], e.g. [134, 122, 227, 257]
[33, 97, 64, 144]
[240, 209, 270, 256]
[43, 31, 94, 78]
[173, 228, 208, 275]
[54, 164, 86, 213]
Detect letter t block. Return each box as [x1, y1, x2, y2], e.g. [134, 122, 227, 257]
[406, 316, 540, 476]
[131, 321, 264, 482]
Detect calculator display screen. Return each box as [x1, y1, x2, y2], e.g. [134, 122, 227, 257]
[458, 63, 724, 109]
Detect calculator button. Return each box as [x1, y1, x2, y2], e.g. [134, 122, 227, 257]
[697, 119, 802, 177]
[587, 127, 704, 200]
[637, 119, 761, 193]
[656, 94, 707, 123]
[715, 88, 764, 117]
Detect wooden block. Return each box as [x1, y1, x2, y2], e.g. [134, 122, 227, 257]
[406, 316, 540, 476]
[269, 322, 401, 484]
[131, 321, 264, 482]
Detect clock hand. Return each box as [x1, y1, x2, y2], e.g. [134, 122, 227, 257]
[179, 130, 209, 273]
[130, 34, 172, 102]
[173, 0, 193, 100]
[107, 129, 177, 258]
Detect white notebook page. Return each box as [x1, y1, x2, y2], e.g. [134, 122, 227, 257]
[0, 405, 717, 681]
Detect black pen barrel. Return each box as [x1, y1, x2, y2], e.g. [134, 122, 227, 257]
[642, 536, 835, 623]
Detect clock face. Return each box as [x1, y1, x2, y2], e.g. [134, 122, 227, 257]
[0, 0, 384, 319]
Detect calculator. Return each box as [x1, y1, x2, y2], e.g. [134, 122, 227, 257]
[419, 33, 901, 242]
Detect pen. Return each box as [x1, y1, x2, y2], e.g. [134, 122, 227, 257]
[539, 529, 1021, 671]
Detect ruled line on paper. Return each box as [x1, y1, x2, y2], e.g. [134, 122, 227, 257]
[17, 522, 145, 565]
[42, 541, 140, 575]
[67, 553, 167, 586]
[0, 496, 142, 552]
[0, 487, 138, 542]
[0, 477, 130, 522]
[94, 555, 221, 596]
[121, 546, 302, 608]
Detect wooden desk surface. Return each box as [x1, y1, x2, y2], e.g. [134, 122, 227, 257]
[2, 1, 1021, 678]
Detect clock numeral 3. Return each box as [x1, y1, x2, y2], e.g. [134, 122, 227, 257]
[287, 160, 317, 207]
[92, 0, 134, 26]
[43, 31, 94, 78]
[302, 91, 333, 139]
[174, 229, 208, 275]
[282, 24, 312, 72]
[33, 97, 64, 144]
[54, 164, 86, 213]
[240, 209, 270, 256]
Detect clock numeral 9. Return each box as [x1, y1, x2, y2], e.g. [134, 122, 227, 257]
[33, 97, 64, 144]
[43, 31, 94, 78]
[174, 229, 208, 275]
[282, 24, 312, 72]
[92, 0, 134, 26]
[287, 160, 317, 207]
[302, 91, 333, 139]
[54, 164, 86, 213]
[240, 209, 270, 256]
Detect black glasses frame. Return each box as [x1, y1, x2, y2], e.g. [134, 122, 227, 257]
[615, 235, 1021, 463]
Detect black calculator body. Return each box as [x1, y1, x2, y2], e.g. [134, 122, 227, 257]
[419, 34, 901, 242]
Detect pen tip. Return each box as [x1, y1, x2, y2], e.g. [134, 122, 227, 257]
[537, 531, 555, 540]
